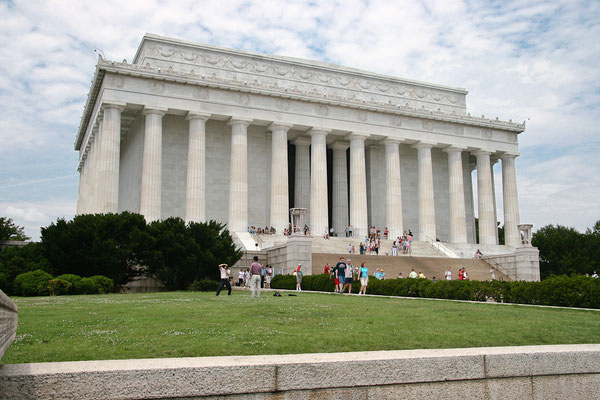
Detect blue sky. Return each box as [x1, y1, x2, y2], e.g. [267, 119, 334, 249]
[0, 0, 599, 239]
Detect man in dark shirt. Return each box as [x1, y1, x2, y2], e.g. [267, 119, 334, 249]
[334, 256, 347, 293]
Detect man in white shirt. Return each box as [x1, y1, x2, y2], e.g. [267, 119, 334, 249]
[216, 263, 232, 296]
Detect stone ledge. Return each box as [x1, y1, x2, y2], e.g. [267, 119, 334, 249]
[0, 290, 18, 362]
[0, 345, 599, 399]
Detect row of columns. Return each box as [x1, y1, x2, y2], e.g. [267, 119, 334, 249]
[77, 105, 521, 247]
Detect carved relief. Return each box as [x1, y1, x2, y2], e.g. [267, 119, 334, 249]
[391, 116, 403, 127]
[147, 43, 467, 109]
[237, 93, 250, 105]
[357, 110, 368, 121]
[422, 120, 433, 131]
[149, 81, 165, 94]
[276, 99, 290, 111]
[192, 87, 209, 100]
[316, 105, 329, 116]
[107, 75, 124, 88]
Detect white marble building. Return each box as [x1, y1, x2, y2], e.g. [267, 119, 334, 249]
[75, 34, 525, 251]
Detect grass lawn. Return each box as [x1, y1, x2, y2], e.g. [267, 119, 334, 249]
[4, 290, 600, 364]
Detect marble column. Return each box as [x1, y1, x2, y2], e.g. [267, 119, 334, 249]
[184, 112, 211, 224]
[228, 118, 252, 232]
[294, 137, 311, 210]
[475, 150, 496, 245]
[383, 139, 403, 239]
[413, 142, 436, 241]
[444, 146, 468, 243]
[491, 156, 500, 243]
[90, 118, 102, 213]
[140, 108, 167, 222]
[97, 102, 124, 213]
[308, 128, 330, 236]
[349, 133, 369, 239]
[269, 122, 292, 234]
[502, 153, 521, 247]
[331, 141, 349, 237]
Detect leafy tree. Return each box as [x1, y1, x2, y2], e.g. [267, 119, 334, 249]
[0, 217, 29, 241]
[141, 218, 242, 290]
[533, 221, 600, 279]
[41, 212, 147, 286]
[0, 242, 52, 294]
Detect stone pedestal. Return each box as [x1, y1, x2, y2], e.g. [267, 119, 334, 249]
[515, 246, 541, 281]
[286, 235, 312, 275]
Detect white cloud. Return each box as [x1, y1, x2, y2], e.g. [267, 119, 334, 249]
[0, 0, 598, 236]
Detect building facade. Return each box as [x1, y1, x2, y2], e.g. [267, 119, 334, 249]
[75, 34, 524, 250]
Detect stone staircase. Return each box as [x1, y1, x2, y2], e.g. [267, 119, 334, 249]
[311, 237, 445, 258]
[312, 253, 509, 282]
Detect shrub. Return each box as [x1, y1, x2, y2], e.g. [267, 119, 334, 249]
[55, 274, 82, 294]
[48, 279, 72, 296]
[75, 277, 99, 295]
[13, 269, 53, 296]
[188, 279, 220, 292]
[90, 275, 114, 294]
[272, 274, 600, 309]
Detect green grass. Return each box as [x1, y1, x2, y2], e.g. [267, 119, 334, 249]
[4, 291, 600, 364]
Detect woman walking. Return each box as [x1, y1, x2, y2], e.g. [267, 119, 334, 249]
[358, 262, 369, 295]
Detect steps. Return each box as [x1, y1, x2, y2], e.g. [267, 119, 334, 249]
[311, 237, 446, 258]
[312, 253, 509, 282]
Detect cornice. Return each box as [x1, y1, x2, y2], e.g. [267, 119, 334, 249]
[73, 60, 525, 148]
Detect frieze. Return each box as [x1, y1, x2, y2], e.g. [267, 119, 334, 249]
[143, 42, 467, 110]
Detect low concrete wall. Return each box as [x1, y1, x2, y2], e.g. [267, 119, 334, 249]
[1, 345, 598, 399]
[0, 290, 18, 362]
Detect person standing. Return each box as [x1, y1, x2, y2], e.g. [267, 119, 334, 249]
[324, 263, 331, 275]
[334, 256, 347, 293]
[358, 262, 369, 295]
[343, 259, 354, 294]
[238, 268, 244, 286]
[216, 263, 232, 296]
[249, 256, 263, 297]
[296, 264, 303, 291]
[490, 267, 496, 280]
[445, 267, 452, 281]
[265, 265, 273, 288]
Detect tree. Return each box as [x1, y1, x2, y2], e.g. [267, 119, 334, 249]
[41, 212, 147, 286]
[0, 242, 52, 294]
[532, 221, 600, 279]
[140, 218, 242, 290]
[0, 217, 29, 241]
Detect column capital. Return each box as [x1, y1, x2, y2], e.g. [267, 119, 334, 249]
[268, 122, 294, 132]
[293, 136, 312, 146]
[382, 137, 404, 146]
[412, 141, 436, 150]
[500, 152, 520, 160]
[101, 101, 126, 112]
[443, 145, 468, 153]
[472, 149, 492, 157]
[186, 111, 211, 121]
[330, 141, 350, 151]
[347, 132, 370, 141]
[307, 127, 331, 136]
[143, 107, 168, 117]
[228, 117, 253, 127]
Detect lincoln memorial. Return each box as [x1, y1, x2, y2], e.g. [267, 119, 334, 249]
[74, 34, 538, 280]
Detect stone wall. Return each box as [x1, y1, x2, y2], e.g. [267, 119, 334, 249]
[483, 246, 541, 281]
[1, 345, 598, 399]
[0, 289, 18, 362]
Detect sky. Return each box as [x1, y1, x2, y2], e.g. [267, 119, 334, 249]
[0, 0, 599, 240]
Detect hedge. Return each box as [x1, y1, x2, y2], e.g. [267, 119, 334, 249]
[271, 274, 600, 309]
[12, 270, 114, 296]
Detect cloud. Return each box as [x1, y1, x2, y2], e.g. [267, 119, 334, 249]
[0, 0, 598, 236]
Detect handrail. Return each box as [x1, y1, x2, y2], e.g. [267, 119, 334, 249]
[425, 236, 460, 258]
